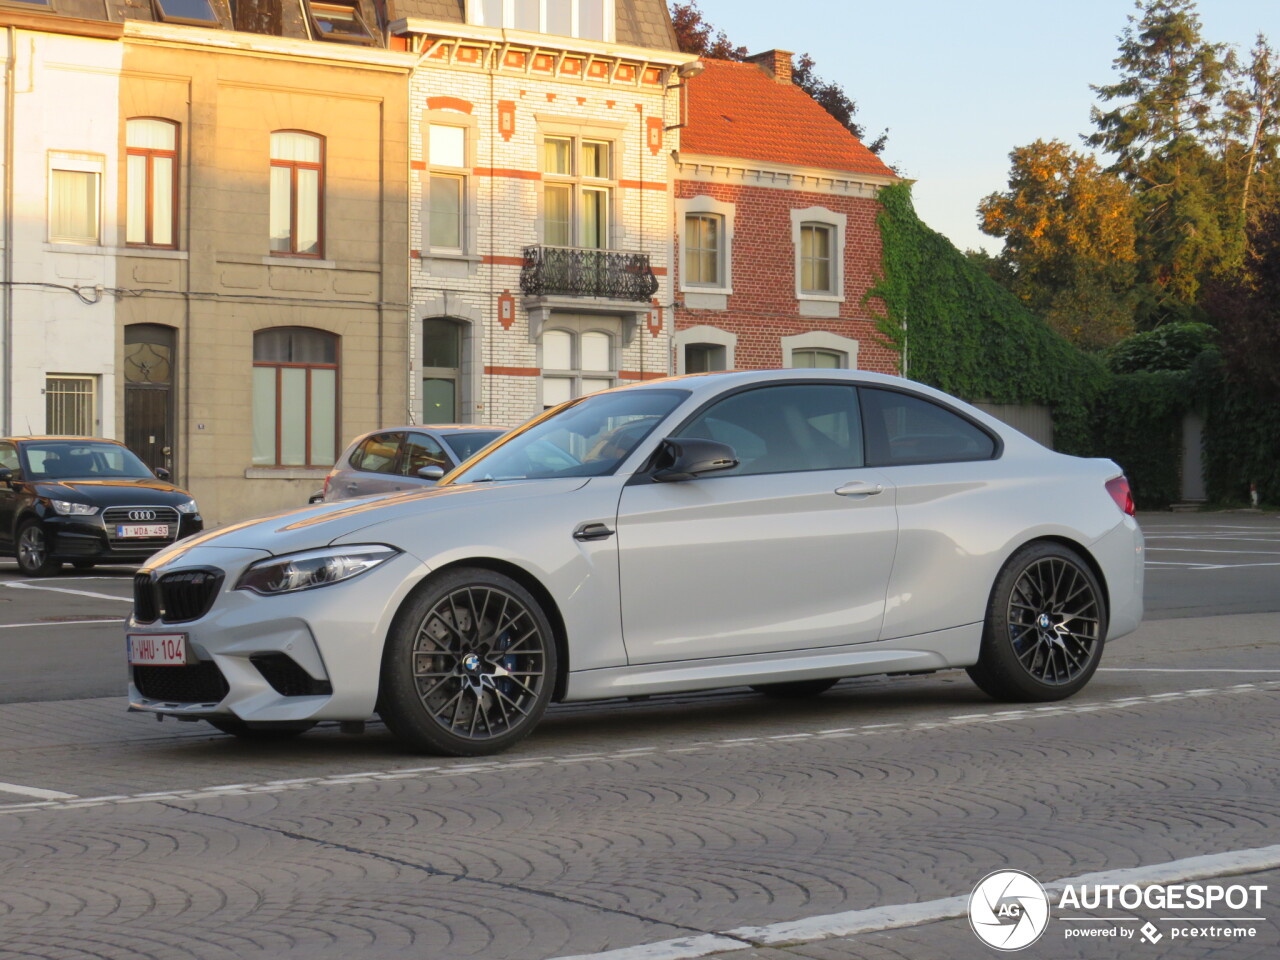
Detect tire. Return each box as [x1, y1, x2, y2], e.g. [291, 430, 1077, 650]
[16, 520, 60, 577]
[750, 678, 838, 699]
[967, 541, 1107, 702]
[207, 719, 315, 739]
[378, 567, 557, 756]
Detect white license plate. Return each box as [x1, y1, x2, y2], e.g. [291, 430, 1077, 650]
[117, 524, 171, 538]
[128, 633, 188, 666]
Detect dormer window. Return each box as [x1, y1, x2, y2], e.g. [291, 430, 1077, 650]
[152, 0, 221, 26]
[308, 0, 376, 45]
[470, 0, 610, 42]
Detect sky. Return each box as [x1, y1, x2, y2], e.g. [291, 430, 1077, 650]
[693, 0, 1280, 255]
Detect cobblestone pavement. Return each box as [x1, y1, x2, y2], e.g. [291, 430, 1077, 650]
[0, 609, 1278, 960]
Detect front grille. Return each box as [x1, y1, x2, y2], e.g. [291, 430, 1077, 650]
[54, 536, 100, 557]
[251, 654, 333, 697]
[133, 661, 230, 704]
[103, 505, 181, 545]
[133, 568, 223, 624]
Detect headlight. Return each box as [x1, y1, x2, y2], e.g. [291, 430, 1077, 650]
[50, 499, 98, 516]
[234, 545, 399, 596]
[176, 499, 199, 514]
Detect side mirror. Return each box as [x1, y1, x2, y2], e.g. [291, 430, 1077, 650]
[651, 438, 738, 483]
[0, 467, 11, 485]
[417, 465, 445, 481]
[154, 467, 172, 481]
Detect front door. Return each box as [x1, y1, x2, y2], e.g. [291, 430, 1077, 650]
[616, 382, 899, 664]
[124, 325, 175, 479]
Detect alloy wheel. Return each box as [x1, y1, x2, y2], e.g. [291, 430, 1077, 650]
[1006, 556, 1101, 685]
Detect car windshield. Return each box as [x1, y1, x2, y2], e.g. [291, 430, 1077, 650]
[450, 389, 688, 483]
[442, 430, 505, 462]
[20, 441, 153, 480]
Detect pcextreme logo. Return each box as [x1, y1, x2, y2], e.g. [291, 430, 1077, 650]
[969, 870, 1051, 951]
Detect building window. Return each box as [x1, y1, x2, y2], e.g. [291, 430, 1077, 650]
[472, 0, 610, 41]
[791, 348, 844, 369]
[49, 162, 101, 245]
[126, 119, 178, 248]
[307, 0, 375, 44]
[152, 0, 220, 26]
[799, 223, 835, 295]
[252, 327, 338, 466]
[270, 131, 324, 258]
[427, 125, 467, 252]
[422, 318, 462, 422]
[782, 332, 859, 370]
[684, 214, 723, 287]
[542, 136, 612, 249]
[45, 376, 97, 435]
[684, 343, 727, 373]
[541, 328, 614, 408]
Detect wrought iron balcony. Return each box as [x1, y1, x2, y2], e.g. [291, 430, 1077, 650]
[520, 245, 659, 303]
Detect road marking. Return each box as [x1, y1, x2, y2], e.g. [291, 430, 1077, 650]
[2, 680, 1277, 818]
[1101, 667, 1280, 673]
[2, 582, 133, 602]
[550, 844, 1280, 959]
[0, 618, 124, 629]
[0, 781, 77, 801]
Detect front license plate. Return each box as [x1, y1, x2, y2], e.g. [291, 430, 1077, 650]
[128, 633, 187, 666]
[117, 524, 171, 538]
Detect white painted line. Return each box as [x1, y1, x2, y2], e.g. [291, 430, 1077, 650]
[0, 781, 78, 801]
[2, 582, 133, 602]
[0, 618, 124, 629]
[1145, 547, 1280, 555]
[549, 843, 1280, 959]
[1100, 668, 1280, 673]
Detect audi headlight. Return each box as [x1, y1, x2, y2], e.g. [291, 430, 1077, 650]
[176, 499, 199, 514]
[50, 499, 99, 516]
[234, 545, 399, 596]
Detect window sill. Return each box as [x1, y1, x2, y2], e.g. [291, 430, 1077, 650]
[796, 292, 844, 303]
[419, 251, 482, 262]
[681, 290, 729, 311]
[262, 256, 336, 269]
[244, 467, 331, 480]
[44, 242, 107, 254]
[118, 247, 189, 260]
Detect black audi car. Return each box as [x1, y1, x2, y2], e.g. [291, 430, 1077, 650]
[0, 436, 202, 576]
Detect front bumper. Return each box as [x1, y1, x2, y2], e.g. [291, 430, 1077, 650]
[46, 512, 203, 562]
[126, 544, 428, 724]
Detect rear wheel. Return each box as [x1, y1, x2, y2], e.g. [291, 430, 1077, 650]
[967, 542, 1106, 702]
[379, 568, 556, 756]
[750, 678, 838, 699]
[207, 719, 315, 739]
[16, 521, 60, 577]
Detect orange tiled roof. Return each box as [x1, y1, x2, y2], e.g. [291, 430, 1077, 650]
[682, 58, 896, 179]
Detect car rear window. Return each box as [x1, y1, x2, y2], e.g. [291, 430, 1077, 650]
[442, 431, 503, 462]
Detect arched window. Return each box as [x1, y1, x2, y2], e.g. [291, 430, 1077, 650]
[270, 131, 324, 257]
[252, 327, 338, 466]
[126, 119, 178, 248]
[541, 328, 614, 408]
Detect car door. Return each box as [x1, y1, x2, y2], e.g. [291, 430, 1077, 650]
[337, 432, 405, 499]
[615, 382, 899, 664]
[0, 442, 22, 548]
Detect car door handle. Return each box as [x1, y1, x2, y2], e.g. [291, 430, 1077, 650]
[573, 522, 615, 542]
[835, 481, 884, 498]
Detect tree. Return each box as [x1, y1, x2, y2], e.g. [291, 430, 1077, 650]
[1219, 36, 1280, 241]
[978, 140, 1139, 349]
[668, 3, 887, 153]
[1086, 0, 1230, 315]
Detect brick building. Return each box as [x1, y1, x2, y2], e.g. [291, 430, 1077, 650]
[672, 53, 901, 375]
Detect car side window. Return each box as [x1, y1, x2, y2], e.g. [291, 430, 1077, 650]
[859, 387, 996, 466]
[0, 442, 18, 474]
[675, 384, 863, 477]
[351, 433, 403, 474]
[399, 433, 449, 476]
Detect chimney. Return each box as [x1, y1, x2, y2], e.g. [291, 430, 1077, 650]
[746, 49, 794, 85]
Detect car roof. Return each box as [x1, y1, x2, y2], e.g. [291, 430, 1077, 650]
[5, 435, 128, 445]
[358, 424, 504, 435]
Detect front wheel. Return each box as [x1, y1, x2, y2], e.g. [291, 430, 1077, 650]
[379, 568, 557, 756]
[967, 542, 1107, 702]
[16, 521, 60, 577]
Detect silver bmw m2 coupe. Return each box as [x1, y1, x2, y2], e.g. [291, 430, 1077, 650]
[127, 370, 1144, 755]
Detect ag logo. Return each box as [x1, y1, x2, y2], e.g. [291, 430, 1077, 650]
[969, 870, 1050, 951]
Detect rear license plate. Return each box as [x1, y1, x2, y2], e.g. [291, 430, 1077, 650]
[128, 633, 187, 666]
[117, 524, 171, 538]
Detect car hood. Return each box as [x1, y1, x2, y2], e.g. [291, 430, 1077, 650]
[146, 478, 590, 566]
[34, 478, 191, 504]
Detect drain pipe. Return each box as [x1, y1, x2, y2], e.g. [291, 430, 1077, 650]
[2, 26, 15, 434]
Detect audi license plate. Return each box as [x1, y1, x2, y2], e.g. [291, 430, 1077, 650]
[117, 524, 171, 538]
[128, 633, 187, 666]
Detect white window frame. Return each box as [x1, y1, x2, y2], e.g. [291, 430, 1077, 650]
[789, 206, 846, 302]
[673, 324, 737, 374]
[48, 154, 104, 246]
[44, 375, 99, 435]
[675, 194, 735, 298]
[467, 0, 615, 43]
[539, 130, 618, 250]
[538, 317, 620, 407]
[424, 118, 476, 256]
[781, 331, 859, 369]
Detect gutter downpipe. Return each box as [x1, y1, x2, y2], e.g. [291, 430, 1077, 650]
[3, 26, 15, 433]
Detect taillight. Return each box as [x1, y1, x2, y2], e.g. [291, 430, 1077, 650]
[1106, 475, 1135, 516]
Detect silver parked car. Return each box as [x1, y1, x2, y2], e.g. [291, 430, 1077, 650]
[126, 370, 1144, 754]
[319, 424, 504, 502]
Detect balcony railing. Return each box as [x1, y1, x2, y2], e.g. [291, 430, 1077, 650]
[520, 245, 659, 303]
